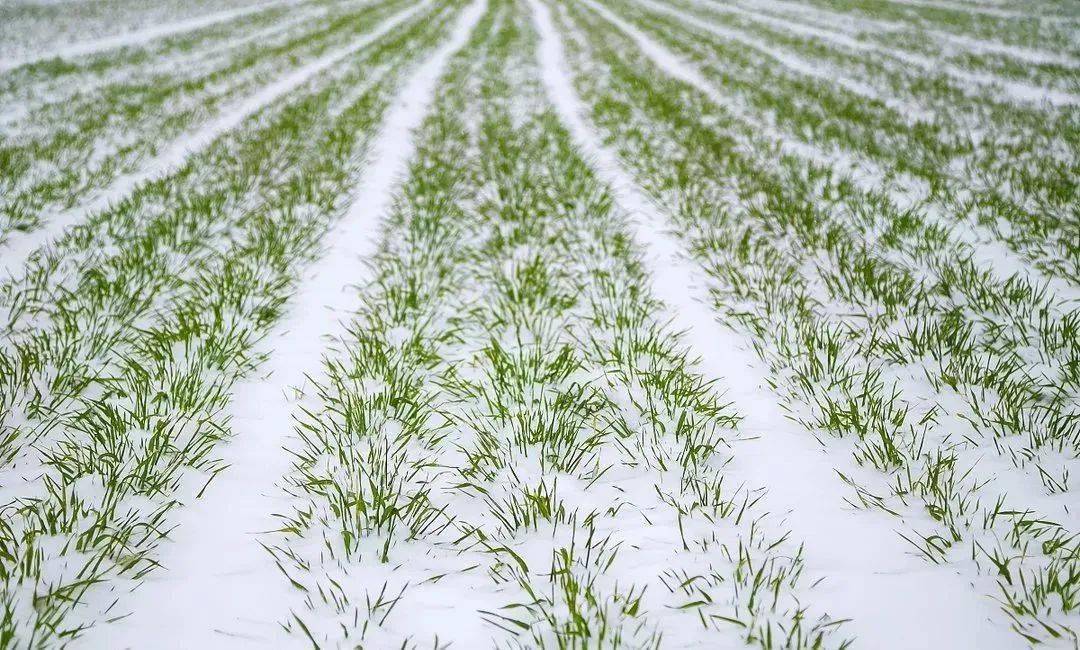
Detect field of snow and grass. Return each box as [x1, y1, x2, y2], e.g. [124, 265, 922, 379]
[0, 0, 1077, 646]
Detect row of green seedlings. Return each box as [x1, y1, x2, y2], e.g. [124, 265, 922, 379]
[0, 3, 462, 644]
[0, 0, 363, 150]
[554, 1, 1079, 644]
[0, 0, 338, 107]
[665, 0, 1080, 280]
[0, 0, 290, 62]
[585, 0, 1080, 474]
[604, 0, 1080, 286]
[269, 2, 847, 647]
[0, 0, 416, 246]
[687, 0, 1080, 92]
[0, 0, 396, 234]
[576, 0, 1080, 475]
[779, 0, 1078, 48]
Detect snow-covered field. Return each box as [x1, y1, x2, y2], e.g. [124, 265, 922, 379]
[0, 0, 1077, 646]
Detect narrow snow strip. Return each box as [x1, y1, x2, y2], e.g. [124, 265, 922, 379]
[669, 0, 1078, 106]
[728, 0, 1080, 67]
[0, 0, 434, 281]
[529, 1, 1021, 648]
[77, 2, 485, 647]
[0, 0, 305, 73]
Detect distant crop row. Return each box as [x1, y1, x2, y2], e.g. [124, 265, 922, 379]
[0, 0, 1075, 646]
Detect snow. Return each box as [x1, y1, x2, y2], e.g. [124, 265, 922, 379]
[583, 0, 1080, 307]
[0, 0, 304, 73]
[73, 2, 487, 647]
[729, 0, 1080, 67]
[673, 0, 1078, 106]
[635, 0, 908, 114]
[0, 0, 1074, 645]
[529, 0, 1021, 647]
[0, 0, 436, 280]
[877, 0, 1073, 20]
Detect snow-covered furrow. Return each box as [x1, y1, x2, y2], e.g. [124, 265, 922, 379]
[726, 0, 1080, 67]
[0, 0, 436, 280]
[877, 0, 1076, 20]
[0, 1, 334, 129]
[670, 0, 1079, 106]
[552, 0, 1080, 642]
[0, 0, 308, 72]
[645, 0, 942, 119]
[583, 0, 1080, 305]
[531, 1, 1017, 647]
[73, 2, 486, 647]
[0, 1, 470, 643]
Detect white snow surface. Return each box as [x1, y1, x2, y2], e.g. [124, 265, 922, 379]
[0, 0, 304, 73]
[727, 0, 1080, 67]
[74, 1, 486, 647]
[877, 0, 1074, 20]
[0, 0, 434, 280]
[584, 0, 1080, 307]
[672, 0, 1080, 106]
[636, 0, 904, 112]
[530, 0, 1021, 648]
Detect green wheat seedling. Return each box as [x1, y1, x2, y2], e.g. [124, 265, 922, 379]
[271, 2, 847, 648]
[0, 0, 1072, 645]
[554, 0, 1078, 643]
[0, 1, 467, 642]
[0, 0, 419, 246]
[604, 0, 1079, 285]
